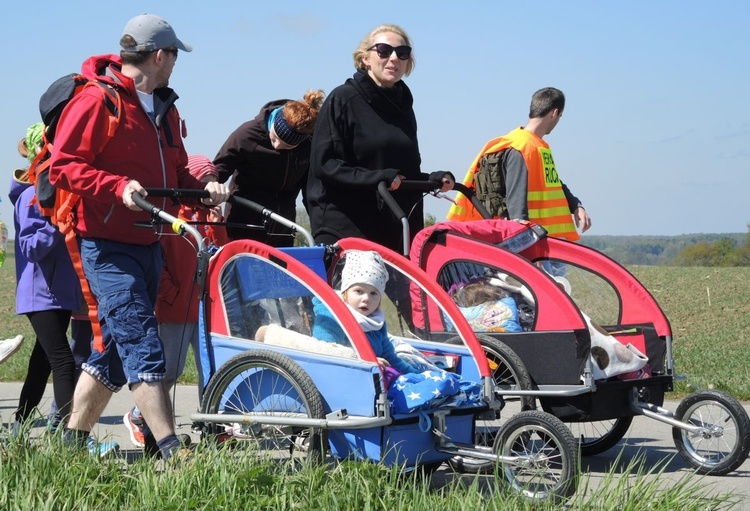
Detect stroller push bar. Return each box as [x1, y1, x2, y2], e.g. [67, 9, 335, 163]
[377, 179, 492, 256]
[143, 188, 315, 246]
[132, 192, 206, 251]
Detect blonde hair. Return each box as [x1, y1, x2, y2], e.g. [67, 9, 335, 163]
[282, 89, 325, 134]
[353, 24, 415, 77]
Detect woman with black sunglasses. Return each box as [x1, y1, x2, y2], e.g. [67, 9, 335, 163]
[307, 23, 454, 256]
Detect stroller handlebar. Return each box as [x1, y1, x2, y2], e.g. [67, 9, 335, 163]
[142, 188, 315, 246]
[386, 180, 492, 219]
[375, 178, 493, 256]
[132, 192, 206, 251]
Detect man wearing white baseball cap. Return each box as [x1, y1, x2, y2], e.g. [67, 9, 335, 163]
[49, 13, 230, 462]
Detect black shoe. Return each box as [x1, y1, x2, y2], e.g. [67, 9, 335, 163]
[143, 430, 162, 459]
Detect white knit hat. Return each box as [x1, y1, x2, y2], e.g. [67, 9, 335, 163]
[340, 250, 389, 295]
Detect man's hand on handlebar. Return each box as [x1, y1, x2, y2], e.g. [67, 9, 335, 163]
[202, 181, 232, 206]
[123, 180, 146, 211]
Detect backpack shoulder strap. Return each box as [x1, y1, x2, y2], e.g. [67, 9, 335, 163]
[83, 80, 122, 139]
[59, 79, 122, 353]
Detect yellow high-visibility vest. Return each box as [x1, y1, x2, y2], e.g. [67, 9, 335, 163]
[448, 127, 579, 241]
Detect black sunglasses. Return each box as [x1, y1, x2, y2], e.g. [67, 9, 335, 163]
[367, 43, 411, 60]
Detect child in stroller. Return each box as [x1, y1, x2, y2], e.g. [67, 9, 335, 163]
[449, 274, 648, 381]
[311, 250, 418, 376]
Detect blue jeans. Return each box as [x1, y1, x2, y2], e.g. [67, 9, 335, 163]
[80, 238, 164, 391]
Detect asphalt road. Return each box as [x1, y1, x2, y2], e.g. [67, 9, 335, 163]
[1, 383, 748, 507]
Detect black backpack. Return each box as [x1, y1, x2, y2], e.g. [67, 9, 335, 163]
[28, 73, 121, 217]
[473, 151, 508, 219]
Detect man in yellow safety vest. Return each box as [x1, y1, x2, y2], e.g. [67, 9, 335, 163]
[448, 87, 591, 241]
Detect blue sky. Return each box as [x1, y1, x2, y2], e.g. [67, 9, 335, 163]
[2, 1, 748, 238]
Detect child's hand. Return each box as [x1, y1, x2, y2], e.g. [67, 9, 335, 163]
[207, 206, 223, 223]
[255, 325, 268, 341]
[377, 357, 391, 369]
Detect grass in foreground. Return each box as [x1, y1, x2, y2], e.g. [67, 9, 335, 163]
[0, 432, 742, 511]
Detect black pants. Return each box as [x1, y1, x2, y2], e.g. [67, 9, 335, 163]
[16, 310, 75, 424]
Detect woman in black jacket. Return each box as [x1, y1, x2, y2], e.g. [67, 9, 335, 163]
[307, 24, 453, 255]
[214, 90, 324, 245]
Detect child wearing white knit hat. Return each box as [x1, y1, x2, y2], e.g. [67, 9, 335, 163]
[312, 250, 416, 375]
[339, 250, 389, 305]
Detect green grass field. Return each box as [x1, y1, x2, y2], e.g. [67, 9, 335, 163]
[1, 254, 749, 399]
[630, 266, 750, 399]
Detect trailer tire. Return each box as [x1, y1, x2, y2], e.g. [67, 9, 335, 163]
[200, 349, 327, 465]
[496, 410, 578, 502]
[672, 390, 750, 475]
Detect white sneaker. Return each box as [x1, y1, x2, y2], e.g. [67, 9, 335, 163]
[0, 335, 23, 365]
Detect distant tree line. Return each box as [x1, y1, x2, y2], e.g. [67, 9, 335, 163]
[669, 229, 750, 267]
[581, 227, 749, 266]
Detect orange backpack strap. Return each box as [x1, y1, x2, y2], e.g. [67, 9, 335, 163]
[85, 80, 122, 139]
[28, 144, 50, 184]
[63, 82, 120, 352]
[58, 217, 105, 353]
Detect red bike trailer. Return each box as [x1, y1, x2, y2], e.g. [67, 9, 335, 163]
[393, 181, 750, 475]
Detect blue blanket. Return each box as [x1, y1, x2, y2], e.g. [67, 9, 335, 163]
[387, 369, 483, 414]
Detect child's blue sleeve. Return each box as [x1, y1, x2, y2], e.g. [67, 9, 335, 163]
[372, 329, 416, 374]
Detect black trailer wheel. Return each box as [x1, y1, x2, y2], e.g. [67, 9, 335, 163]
[448, 335, 534, 473]
[200, 349, 327, 465]
[567, 417, 633, 456]
[672, 390, 750, 475]
[477, 335, 535, 412]
[495, 410, 578, 502]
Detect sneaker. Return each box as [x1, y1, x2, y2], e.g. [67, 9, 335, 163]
[143, 429, 161, 459]
[46, 413, 62, 435]
[87, 438, 120, 458]
[123, 410, 146, 448]
[0, 335, 24, 365]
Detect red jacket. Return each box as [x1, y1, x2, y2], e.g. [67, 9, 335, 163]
[49, 54, 204, 246]
[156, 206, 228, 323]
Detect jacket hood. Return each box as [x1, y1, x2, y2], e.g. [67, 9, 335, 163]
[8, 175, 31, 206]
[80, 54, 177, 122]
[80, 54, 124, 84]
